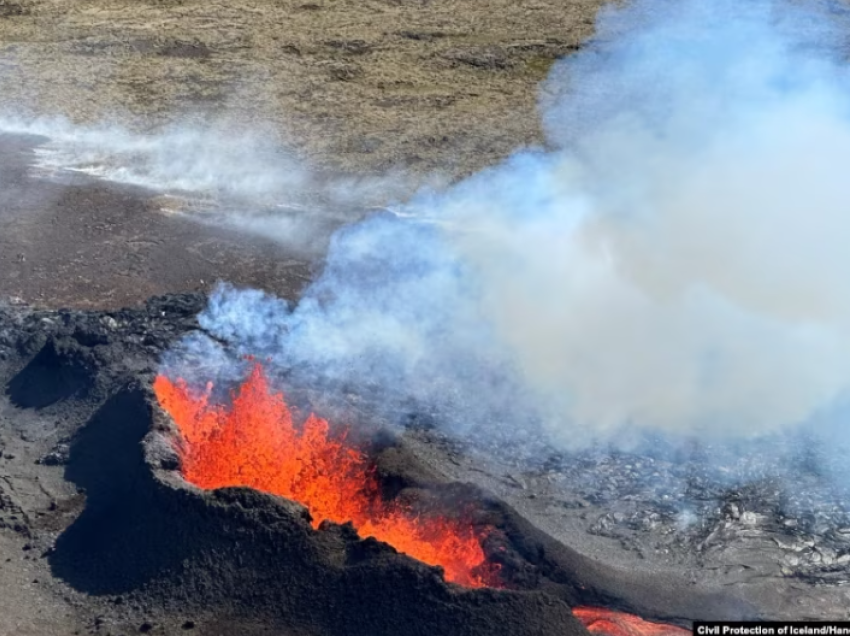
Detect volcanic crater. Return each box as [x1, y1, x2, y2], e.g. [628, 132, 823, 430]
[0, 292, 760, 636]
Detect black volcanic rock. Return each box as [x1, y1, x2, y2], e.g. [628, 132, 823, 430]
[7, 336, 96, 408]
[0, 292, 826, 633]
[49, 385, 589, 636]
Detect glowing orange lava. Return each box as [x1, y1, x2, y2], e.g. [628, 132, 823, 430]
[154, 364, 499, 588]
[573, 608, 691, 636]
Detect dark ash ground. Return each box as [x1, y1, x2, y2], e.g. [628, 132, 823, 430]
[0, 290, 742, 635]
[2, 282, 849, 636]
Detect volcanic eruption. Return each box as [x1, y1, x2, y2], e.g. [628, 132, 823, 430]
[3, 0, 850, 632]
[154, 363, 500, 588]
[70, 0, 850, 629]
[152, 360, 726, 636]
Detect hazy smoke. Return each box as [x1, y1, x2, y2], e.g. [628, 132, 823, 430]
[167, 0, 850, 447]
[0, 115, 423, 248]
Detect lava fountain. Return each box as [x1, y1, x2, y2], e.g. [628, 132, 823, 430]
[154, 363, 696, 636]
[154, 363, 500, 588]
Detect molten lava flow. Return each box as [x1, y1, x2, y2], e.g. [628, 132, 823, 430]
[573, 608, 690, 636]
[153, 364, 498, 588]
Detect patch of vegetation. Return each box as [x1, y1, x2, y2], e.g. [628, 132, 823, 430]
[524, 55, 557, 79]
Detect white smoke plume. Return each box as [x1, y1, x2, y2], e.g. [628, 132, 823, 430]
[167, 0, 850, 449]
[0, 115, 425, 249]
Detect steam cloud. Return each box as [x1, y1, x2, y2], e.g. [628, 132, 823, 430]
[166, 0, 850, 447]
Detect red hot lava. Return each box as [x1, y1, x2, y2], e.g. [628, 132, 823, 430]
[154, 363, 499, 588]
[573, 608, 691, 636]
[154, 363, 695, 636]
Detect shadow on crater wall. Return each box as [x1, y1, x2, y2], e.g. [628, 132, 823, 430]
[6, 338, 94, 409]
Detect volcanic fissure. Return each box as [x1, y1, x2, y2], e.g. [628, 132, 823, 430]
[154, 363, 501, 588]
[153, 361, 708, 636]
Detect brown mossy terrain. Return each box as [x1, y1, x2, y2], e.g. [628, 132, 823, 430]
[0, 0, 603, 178]
[0, 0, 607, 311]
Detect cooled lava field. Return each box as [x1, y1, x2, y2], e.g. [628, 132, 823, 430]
[0, 287, 751, 635]
[3, 240, 850, 635]
[0, 290, 692, 635]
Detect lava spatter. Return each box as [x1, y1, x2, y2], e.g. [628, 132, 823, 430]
[155, 364, 701, 634]
[154, 363, 499, 588]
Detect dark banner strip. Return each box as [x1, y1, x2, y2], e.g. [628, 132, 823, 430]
[695, 623, 850, 636]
